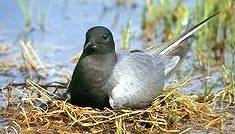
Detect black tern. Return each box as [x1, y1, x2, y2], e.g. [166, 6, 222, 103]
[66, 12, 220, 109]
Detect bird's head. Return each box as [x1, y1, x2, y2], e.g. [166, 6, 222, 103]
[83, 26, 115, 56]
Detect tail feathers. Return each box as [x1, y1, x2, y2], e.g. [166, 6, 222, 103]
[164, 56, 181, 77]
[159, 11, 220, 55]
[145, 11, 220, 56]
[145, 19, 192, 56]
[145, 12, 220, 77]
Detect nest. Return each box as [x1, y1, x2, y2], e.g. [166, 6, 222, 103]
[0, 79, 234, 134]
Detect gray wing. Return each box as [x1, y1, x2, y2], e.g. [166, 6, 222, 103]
[109, 12, 220, 109]
[109, 52, 173, 109]
[143, 12, 220, 76]
[147, 11, 220, 56]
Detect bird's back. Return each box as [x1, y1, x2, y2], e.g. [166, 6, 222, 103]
[109, 52, 169, 109]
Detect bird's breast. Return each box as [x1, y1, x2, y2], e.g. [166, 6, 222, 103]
[78, 54, 116, 91]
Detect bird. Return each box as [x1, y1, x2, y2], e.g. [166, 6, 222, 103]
[65, 12, 220, 109]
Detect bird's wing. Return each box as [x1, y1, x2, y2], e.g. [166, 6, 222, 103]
[145, 11, 220, 56]
[144, 19, 192, 56]
[109, 52, 174, 109]
[109, 12, 220, 109]
[144, 11, 220, 77]
[159, 11, 220, 55]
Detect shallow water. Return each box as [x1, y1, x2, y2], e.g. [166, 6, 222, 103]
[0, 0, 146, 83]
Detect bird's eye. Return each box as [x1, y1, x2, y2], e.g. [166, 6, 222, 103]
[103, 34, 108, 40]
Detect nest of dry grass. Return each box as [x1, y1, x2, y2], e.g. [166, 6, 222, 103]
[0, 79, 234, 134]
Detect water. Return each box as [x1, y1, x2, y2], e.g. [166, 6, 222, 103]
[0, 0, 146, 83]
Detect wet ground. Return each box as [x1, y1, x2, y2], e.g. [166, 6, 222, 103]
[0, 0, 233, 131]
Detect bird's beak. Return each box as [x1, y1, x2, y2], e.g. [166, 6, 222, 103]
[84, 41, 97, 50]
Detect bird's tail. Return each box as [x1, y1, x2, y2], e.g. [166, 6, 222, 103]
[145, 11, 220, 56]
[159, 11, 220, 55]
[145, 11, 220, 77]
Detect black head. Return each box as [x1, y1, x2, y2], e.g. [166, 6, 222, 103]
[83, 26, 115, 55]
